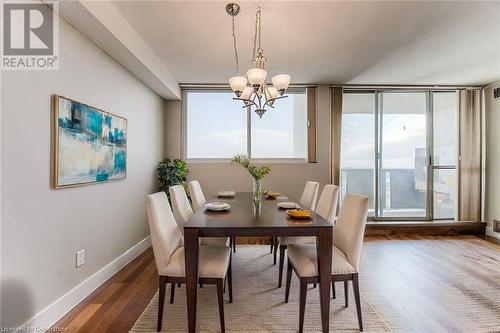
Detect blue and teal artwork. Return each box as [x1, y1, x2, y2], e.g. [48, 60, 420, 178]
[54, 96, 127, 188]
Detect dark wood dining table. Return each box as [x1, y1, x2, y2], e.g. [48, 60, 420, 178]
[183, 192, 333, 332]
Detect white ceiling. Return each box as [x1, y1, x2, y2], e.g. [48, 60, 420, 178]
[111, 0, 500, 86]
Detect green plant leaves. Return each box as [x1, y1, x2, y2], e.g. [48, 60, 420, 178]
[231, 154, 271, 180]
[157, 158, 189, 200]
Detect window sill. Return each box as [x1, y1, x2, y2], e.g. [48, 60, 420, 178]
[185, 158, 309, 164]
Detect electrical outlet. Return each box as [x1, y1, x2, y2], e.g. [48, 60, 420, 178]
[76, 249, 85, 268]
[493, 219, 500, 233]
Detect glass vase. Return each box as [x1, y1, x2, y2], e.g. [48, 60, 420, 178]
[252, 178, 262, 202]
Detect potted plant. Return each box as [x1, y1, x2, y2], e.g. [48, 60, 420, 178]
[157, 158, 188, 201]
[231, 154, 271, 202]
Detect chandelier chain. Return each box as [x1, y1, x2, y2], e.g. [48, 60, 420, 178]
[257, 5, 262, 54]
[251, 5, 262, 65]
[231, 15, 240, 73]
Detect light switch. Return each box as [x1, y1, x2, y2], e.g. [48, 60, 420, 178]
[76, 249, 85, 268]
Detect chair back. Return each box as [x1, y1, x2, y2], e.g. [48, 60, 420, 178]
[334, 193, 369, 272]
[299, 181, 319, 211]
[315, 185, 339, 223]
[169, 185, 194, 233]
[146, 192, 182, 275]
[188, 180, 206, 212]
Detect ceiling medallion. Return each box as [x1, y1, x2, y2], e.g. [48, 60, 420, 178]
[226, 3, 291, 118]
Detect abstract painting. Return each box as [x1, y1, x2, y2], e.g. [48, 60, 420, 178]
[53, 96, 127, 188]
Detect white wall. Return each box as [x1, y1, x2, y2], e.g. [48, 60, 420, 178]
[165, 86, 331, 200]
[485, 80, 500, 238]
[0, 16, 165, 327]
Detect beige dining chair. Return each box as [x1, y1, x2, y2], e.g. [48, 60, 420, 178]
[284, 193, 368, 332]
[188, 180, 206, 212]
[188, 180, 236, 252]
[272, 181, 320, 264]
[278, 185, 339, 288]
[146, 192, 233, 332]
[276, 185, 339, 287]
[169, 185, 229, 247]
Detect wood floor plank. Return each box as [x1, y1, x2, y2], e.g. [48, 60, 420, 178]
[51, 235, 500, 332]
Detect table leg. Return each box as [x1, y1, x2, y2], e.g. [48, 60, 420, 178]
[185, 228, 199, 333]
[317, 227, 332, 333]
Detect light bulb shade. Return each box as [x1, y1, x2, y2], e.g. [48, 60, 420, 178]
[267, 86, 279, 99]
[246, 68, 267, 86]
[241, 86, 253, 100]
[271, 74, 291, 93]
[229, 76, 247, 93]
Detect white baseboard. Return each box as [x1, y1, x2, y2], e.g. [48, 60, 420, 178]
[19, 235, 152, 332]
[486, 226, 500, 240]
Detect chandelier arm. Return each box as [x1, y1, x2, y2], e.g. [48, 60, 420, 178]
[233, 97, 258, 108]
[263, 95, 288, 108]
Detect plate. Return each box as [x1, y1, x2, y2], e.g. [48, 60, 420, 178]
[286, 209, 312, 219]
[266, 191, 280, 199]
[277, 201, 300, 209]
[217, 191, 235, 198]
[204, 202, 231, 211]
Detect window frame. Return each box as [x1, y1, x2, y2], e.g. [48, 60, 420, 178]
[181, 88, 310, 163]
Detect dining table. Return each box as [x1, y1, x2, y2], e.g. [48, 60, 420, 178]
[183, 192, 333, 333]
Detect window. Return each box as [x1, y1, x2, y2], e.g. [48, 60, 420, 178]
[251, 93, 307, 158]
[340, 93, 376, 214]
[341, 90, 459, 220]
[185, 89, 308, 160]
[380, 92, 427, 218]
[432, 92, 458, 219]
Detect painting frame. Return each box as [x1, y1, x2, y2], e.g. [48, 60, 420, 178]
[52, 95, 128, 189]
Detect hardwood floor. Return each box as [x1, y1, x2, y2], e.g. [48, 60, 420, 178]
[52, 235, 499, 332]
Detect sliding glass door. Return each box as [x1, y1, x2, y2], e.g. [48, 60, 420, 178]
[340, 93, 376, 215]
[431, 92, 458, 219]
[341, 90, 458, 221]
[379, 92, 428, 218]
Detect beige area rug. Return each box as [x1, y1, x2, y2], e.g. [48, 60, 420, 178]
[131, 246, 391, 332]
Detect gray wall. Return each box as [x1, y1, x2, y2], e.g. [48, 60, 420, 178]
[485, 80, 500, 236]
[0, 17, 165, 326]
[165, 86, 331, 200]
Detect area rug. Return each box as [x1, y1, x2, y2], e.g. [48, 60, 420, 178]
[130, 246, 391, 332]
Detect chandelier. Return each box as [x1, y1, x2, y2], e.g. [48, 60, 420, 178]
[226, 3, 291, 118]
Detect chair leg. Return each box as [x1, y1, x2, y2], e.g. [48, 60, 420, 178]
[353, 274, 363, 332]
[270, 237, 274, 253]
[285, 259, 293, 303]
[228, 254, 233, 303]
[216, 280, 226, 333]
[332, 281, 336, 299]
[157, 276, 166, 332]
[199, 283, 203, 288]
[313, 283, 317, 288]
[344, 280, 349, 307]
[273, 238, 278, 265]
[169, 283, 176, 304]
[278, 245, 286, 287]
[299, 280, 308, 333]
[232, 236, 236, 253]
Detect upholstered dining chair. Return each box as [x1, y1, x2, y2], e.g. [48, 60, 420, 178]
[188, 180, 205, 212]
[146, 192, 233, 332]
[284, 193, 369, 332]
[188, 180, 236, 252]
[169, 185, 229, 247]
[276, 185, 339, 287]
[272, 181, 320, 264]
